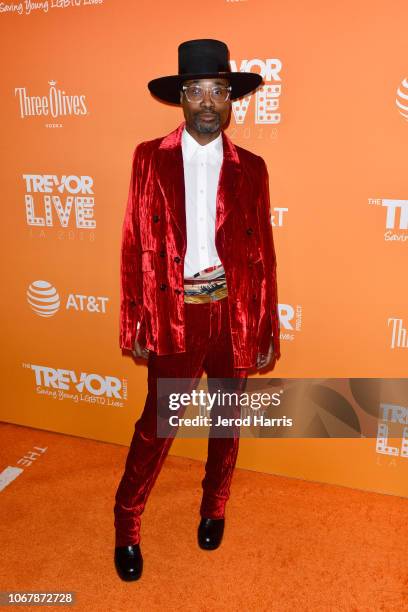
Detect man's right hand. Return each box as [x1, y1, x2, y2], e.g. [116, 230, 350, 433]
[132, 339, 149, 360]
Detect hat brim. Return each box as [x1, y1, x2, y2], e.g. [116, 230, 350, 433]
[147, 72, 263, 105]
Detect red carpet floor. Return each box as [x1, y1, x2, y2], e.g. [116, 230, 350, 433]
[0, 422, 407, 611]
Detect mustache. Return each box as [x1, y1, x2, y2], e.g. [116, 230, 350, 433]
[197, 111, 218, 116]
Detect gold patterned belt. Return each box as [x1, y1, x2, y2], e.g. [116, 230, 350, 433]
[184, 263, 228, 304]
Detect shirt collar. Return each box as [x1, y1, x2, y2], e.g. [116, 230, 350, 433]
[182, 126, 223, 162]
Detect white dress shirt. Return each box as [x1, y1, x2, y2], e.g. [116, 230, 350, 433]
[181, 126, 223, 279]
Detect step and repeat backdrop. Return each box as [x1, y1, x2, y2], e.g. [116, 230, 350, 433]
[1, 1, 407, 498]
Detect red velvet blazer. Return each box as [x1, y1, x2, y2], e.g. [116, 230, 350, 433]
[119, 120, 280, 369]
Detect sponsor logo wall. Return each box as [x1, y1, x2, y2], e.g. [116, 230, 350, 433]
[1, 0, 407, 498]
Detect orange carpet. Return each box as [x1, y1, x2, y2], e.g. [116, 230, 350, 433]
[1, 421, 407, 611]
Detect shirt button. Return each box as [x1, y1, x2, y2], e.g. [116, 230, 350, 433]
[199, 189, 204, 194]
[200, 246, 205, 250]
[199, 217, 204, 221]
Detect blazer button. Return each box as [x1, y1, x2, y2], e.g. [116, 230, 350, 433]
[153, 214, 160, 223]
[175, 288, 182, 294]
[159, 250, 165, 257]
[174, 256, 181, 263]
[129, 299, 136, 307]
[246, 227, 254, 235]
[159, 283, 167, 291]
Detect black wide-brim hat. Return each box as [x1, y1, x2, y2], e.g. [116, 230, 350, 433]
[147, 39, 263, 105]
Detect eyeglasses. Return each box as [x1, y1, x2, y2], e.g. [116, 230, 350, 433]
[181, 84, 232, 103]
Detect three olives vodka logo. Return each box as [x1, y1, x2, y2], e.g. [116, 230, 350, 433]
[229, 58, 282, 125]
[24, 173, 95, 230]
[15, 80, 88, 119]
[387, 317, 408, 350]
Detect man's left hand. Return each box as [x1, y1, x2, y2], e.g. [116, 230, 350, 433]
[256, 339, 275, 369]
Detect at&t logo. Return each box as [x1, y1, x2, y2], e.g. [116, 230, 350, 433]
[27, 280, 109, 317]
[396, 77, 408, 121]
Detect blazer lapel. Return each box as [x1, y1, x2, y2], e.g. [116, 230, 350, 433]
[155, 122, 186, 251]
[155, 120, 243, 255]
[217, 128, 242, 234]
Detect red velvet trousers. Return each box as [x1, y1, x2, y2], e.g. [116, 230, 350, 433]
[114, 295, 249, 547]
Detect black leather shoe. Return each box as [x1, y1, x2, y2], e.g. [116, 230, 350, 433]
[114, 544, 143, 581]
[198, 517, 225, 550]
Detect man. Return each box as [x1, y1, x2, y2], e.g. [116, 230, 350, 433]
[114, 39, 281, 581]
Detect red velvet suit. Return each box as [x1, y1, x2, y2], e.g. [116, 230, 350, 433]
[119, 120, 280, 368]
[114, 121, 281, 547]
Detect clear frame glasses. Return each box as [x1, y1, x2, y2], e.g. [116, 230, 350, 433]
[181, 84, 232, 103]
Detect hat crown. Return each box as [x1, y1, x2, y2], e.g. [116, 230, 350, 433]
[178, 39, 230, 76]
[147, 38, 262, 104]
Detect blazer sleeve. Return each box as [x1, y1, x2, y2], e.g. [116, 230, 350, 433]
[257, 157, 281, 361]
[119, 144, 144, 351]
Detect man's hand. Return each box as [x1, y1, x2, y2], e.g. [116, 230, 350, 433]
[256, 339, 275, 369]
[132, 339, 149, 360]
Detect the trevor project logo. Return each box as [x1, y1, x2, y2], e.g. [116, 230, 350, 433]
[376, 402, 408, 458]
[229, 58, 282, 125]
[22, 362, 128, 406]
[24, 173, 96, 230]
[368, 198, 408, 242]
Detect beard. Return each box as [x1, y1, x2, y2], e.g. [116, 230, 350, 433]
[192, 112, 221, 133]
